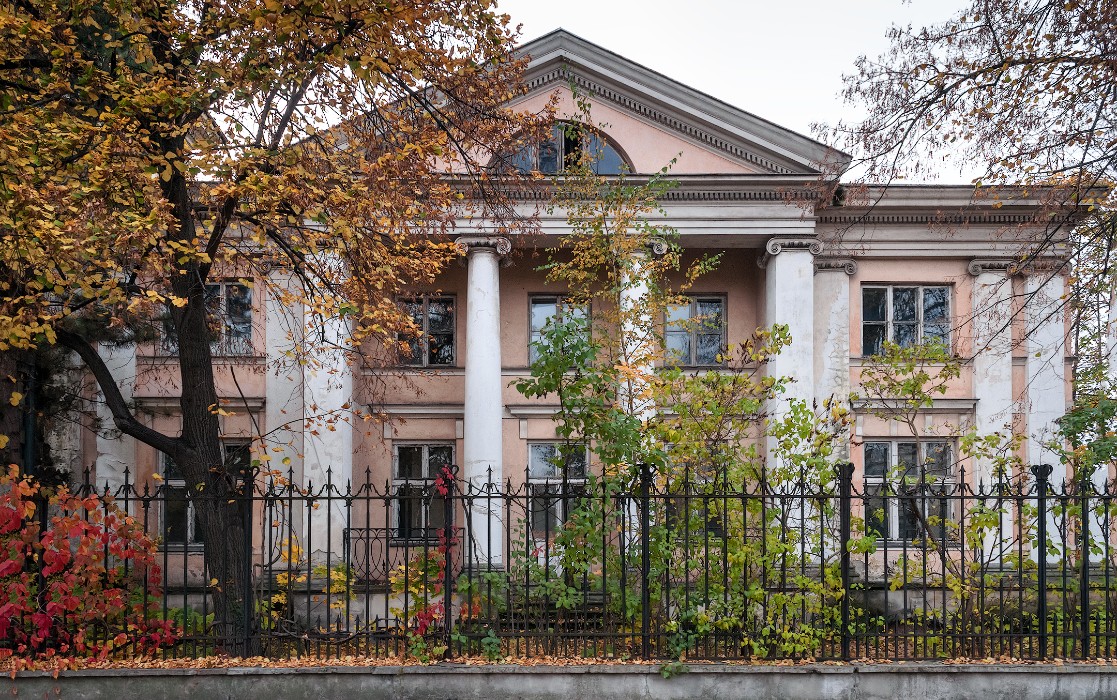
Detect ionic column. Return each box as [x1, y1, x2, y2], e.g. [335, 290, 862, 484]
[1025, 269, 1069, 559]
[969, 259, 1017, 559]
[95, 342, 137, 503]
[459, 235, 510, 568]
[969, 260, 1016, 482]
[813, 258, 856, 425]
[302, 291, 354, 559]
[761, 238, 819, 409]
[619, 244, 660, 425]
[264, 268, 305, 483]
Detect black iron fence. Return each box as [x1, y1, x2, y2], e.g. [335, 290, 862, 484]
[44, 463, 1117, 661]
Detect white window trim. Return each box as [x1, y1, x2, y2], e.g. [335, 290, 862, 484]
[861, 285, 951, 357]
[862, 439, 956, 543]
[665, 295, 727, 367]
[398, 296, 456, 367]
[391, 442, 454, 542]
[527, 442, 588, 537]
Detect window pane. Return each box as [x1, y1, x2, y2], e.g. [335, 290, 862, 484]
[897, 443, 919, 479]
[924, 442, 951, 478]
[224, 443, 252, 477]
[923, 323, 950, 347]
[427, 446, 453, 474]
[893, 322, 918, 348]
[511, 144, 535, 174]
[429, 333, 453, 365]
[225, 284, 252, 353]
[697, 333, 722, 365]
[666, 332, 690, 364]
[396, 485, 424, 539]
[529, 484, 562, 536]
[397, 446, 424, 479]
[162, 453, 183, 481]
[164, 488, 188, 543]
[530, 299, 558, 333]
[427, 299, 454, 333]
[538, 137, 559, 174]
[864, 484, 888, 539]
[666, 302, 692, 327]
[863, 323, 886, 356]
[529, 444, 559, 479]
[586, 134, 625, 175]
[897, 486, 921, 540]
[864, 442, 890, 477]
[427, 491, 449, 532]
[922, 287, 949, 322]
[893, 287, 917, 321]
[862, 288, 887, 323]
[696, 299, 723, 332]
[565, 447, 587, 479]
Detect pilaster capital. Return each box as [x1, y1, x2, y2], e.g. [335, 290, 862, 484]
[757, 237, 822, 269]
[813, 257, 858, 276]
[967, 258, 1019, 277]
[455, 235, 512, 257]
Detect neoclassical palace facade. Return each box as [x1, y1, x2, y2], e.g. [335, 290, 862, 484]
[69, 30, 1071, 556]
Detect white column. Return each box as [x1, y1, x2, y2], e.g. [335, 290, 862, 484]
[970, 261, 1016, 482]
[95, 342, 137, 502]
[302, 303, 353, 559]
[813, 258, 855, 425]
[969, 260, 1017, 560]
[763, 238, 819, 412]
[619, 248, 655, 425]
[264, 270, 305, 483]
[459, 236, 509, 568]
[1025, 270, 1069, 559]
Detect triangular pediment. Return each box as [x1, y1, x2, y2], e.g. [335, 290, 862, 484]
[512, 30, 848, 176]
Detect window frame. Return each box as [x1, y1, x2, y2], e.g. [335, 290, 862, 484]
[526, 442, 588, 538]
[391, 442, 455, 543]
[528, 295, 589, 365]
[503, 122, 631, 176]
[397, 296, 456, 367]
[160, 281, 255, 357]
[664, 295, 727, 367]
[161, 440, 252, 549]
[861, 285, 951, 357]
[862, 439, 956, 544]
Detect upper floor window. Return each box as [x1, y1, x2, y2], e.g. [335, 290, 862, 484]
[162, 282, 253, 356]
[399, 297, 455, 366]
[665, 296, 726, 366]
[861, 285, 950, 356]
[504, 123, 629, 176]
[527, 442, 588, 537]
[529, 296, 589, 365]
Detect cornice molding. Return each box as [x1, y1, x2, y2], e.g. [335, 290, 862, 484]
[817, 212, 1041, 225]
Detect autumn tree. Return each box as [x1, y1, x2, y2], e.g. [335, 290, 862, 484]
[0, 0, 543, 654]
[830, 0, 1115, 401]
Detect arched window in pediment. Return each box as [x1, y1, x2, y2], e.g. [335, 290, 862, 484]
[500, 122, 630, 175]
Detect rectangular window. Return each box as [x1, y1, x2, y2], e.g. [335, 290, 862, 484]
[529, 296, 588, 365]
[393, 443, 454, 541]
[863, 440, 954, 542]
[398, 297, 455, 366]
[861, 285, 950, 356]
[161, 441, 251, 547]
[527, 443, 588, 537]
[162, 282, 253, 356]
[665, 296, 725, 366]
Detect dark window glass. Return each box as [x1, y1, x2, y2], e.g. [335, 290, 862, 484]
[665, 298, 724, 366]
[398, 297, 455, 366]
[864, 442, 890, 477]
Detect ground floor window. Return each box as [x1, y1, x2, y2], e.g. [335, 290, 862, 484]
[527, 443, 588, 537]
[863, 440, 954, 542]
[393, 443, 453, 541]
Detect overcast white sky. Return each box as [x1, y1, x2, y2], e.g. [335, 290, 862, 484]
[496, 0, 975, 181]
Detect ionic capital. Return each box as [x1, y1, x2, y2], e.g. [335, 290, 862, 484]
[813, 258, 858, 276]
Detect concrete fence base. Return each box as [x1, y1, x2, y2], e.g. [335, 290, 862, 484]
[10, 663, 1117, 700]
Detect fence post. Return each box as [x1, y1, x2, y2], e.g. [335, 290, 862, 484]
[1080, 469, 1091, 659]
[1031, 463, 1051, 660]
[241, 478, 254, 656]
[639, 461, 651, 661]
[443, 465, 456, 660]
[838, 461, 854, 661]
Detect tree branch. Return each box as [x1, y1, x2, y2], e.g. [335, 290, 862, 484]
[56, 328, 185, 459]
